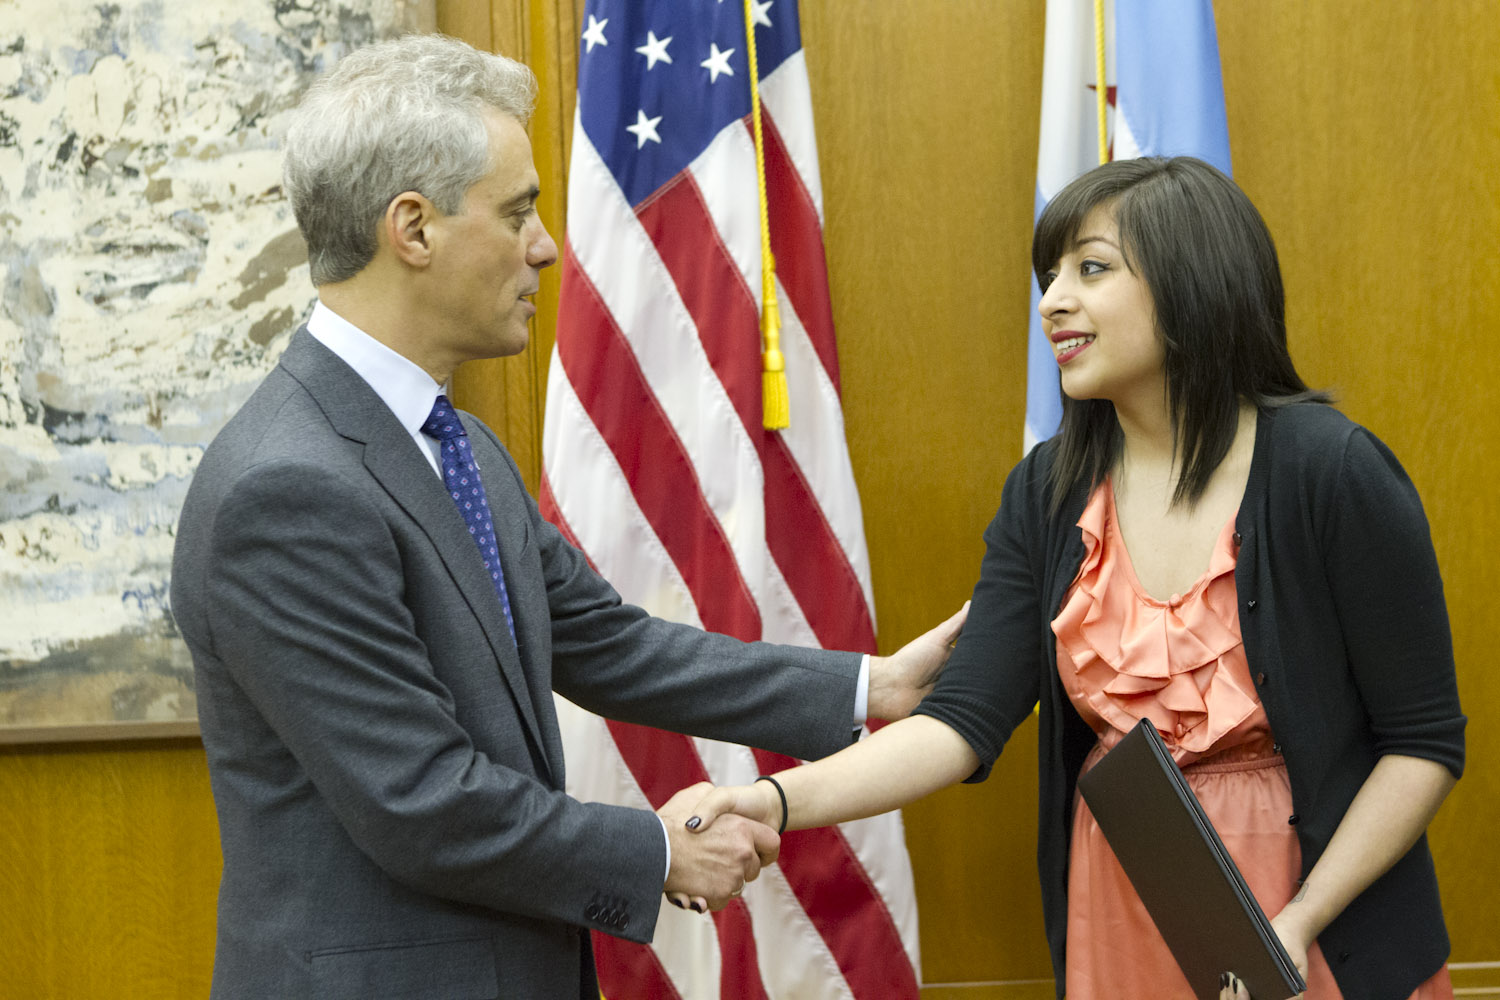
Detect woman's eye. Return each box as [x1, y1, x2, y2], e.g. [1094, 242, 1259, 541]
[1039, 271, 1057, 293]
[1081, 259, 1108, 277]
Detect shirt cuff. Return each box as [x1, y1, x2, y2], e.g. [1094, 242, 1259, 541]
[854, 653, 870, 727]
[659, 814, 671, 884]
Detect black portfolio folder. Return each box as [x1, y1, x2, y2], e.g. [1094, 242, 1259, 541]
[1076, 718, 1306, 1000]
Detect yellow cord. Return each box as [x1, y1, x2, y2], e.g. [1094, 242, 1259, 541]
[1094, 0, 1109, 164]
[743, 0, 789, 430]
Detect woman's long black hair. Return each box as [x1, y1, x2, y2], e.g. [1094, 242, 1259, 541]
[1032, 156, 1328, 513]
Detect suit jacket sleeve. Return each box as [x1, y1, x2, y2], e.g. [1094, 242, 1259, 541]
[476, 437, 864, 759]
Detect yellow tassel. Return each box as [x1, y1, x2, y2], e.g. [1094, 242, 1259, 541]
[745, 0, 788, 432]
[761, 290, 789, 429]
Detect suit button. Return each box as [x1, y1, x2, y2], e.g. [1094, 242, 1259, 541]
[1255, 672, 1267, 686]
[1288, 814, 1300, 825]
[1232, 532, 1242, 545]
[619, 915, 630, 930]
[585, 904, 600, 920]
[1246, 599, 1257, 610]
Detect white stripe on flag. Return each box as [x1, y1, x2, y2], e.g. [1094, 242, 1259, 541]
[542, 356, 703, 625]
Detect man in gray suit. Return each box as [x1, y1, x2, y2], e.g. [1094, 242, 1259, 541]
[170, 34, 962, 999]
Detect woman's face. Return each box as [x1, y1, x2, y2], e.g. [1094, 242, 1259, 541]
[1037, 206, 1165, 412]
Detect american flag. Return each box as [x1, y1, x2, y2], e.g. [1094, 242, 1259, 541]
[539, 1, 921, 997]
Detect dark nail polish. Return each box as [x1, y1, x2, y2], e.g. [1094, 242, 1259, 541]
[1220, 972, 1231, 990]
[685, 816, 701, 830]
[690, 901, 703, 913]
[669, 898, 684, 909]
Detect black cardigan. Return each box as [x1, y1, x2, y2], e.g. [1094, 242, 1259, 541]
[915, 402, 1465, 1000]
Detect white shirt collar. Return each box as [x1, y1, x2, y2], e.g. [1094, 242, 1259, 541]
[305, 301, 444, 438]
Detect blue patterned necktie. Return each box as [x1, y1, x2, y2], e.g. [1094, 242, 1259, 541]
[421, 395, 517, 643]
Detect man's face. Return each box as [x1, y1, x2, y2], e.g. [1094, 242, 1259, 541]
[427, 111, 558, 362]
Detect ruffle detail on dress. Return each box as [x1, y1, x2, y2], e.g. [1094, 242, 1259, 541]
[1052, 481, 1260, 763]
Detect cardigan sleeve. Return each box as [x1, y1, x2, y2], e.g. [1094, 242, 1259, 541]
[1320, 427, 1466, 777]
[914, 450, 1051, 782]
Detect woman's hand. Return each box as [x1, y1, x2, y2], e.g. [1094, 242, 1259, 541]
[1268, 901, 1314, 992]
[663, 781, 783, 913]
[685, 780, 783, 834]
[1218, 901, 1313, 1000]
[1219, 971, 1250, 1000]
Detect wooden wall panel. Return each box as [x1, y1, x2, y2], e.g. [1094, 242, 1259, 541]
[0, 742, 219, 998]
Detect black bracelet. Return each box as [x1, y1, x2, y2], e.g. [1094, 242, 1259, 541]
[755, 774, 789, 835]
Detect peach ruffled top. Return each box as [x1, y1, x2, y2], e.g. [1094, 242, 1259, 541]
[1052, 476, 1267, 762]
[1051, 480, 1451, 1000]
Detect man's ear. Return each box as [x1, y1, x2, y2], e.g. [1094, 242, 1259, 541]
[384, 190, 438, 268]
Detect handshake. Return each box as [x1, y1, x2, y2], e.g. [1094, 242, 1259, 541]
[653, 601, 970, 913]
[656, 778, 786, 914]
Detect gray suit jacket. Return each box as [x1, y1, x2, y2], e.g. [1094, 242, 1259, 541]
[170, 330, 863, 999]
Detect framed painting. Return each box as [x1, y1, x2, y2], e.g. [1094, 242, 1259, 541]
[0, 0, 433, 743]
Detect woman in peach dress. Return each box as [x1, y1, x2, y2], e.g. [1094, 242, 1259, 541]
[684, 157, 1465, 1000]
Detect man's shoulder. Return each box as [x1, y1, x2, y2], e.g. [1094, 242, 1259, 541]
[200, 367, 315, 466]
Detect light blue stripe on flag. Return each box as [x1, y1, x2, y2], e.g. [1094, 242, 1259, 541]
[1115, 0, 1231, 174]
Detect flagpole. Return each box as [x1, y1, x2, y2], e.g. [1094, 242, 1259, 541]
[1095, 0, 1109, 164]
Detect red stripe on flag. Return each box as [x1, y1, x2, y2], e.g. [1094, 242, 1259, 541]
[538, 470, 587, 557]
[756, 752, 918, 998]
[555, 244, 761, 641]
[757, 112, 842, 395]
[591, 929, 683, 1000]
[604, 720, 770, 1000]
[635, 175, 875, 654]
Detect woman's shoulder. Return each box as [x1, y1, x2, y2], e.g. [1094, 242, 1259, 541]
[1260, 400, 1417, 502]
[1000, 437, 1065, 511]
[1263, 398, 1358, 442]
[1262, 400, 1369, 470]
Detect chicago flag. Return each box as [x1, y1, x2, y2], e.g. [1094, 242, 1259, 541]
[1025, 0, 1232, 450]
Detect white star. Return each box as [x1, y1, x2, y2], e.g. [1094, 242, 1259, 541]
[700, 43, 735, 83]
[635, 31, 673, 70]
[626, 109, 663, 149]
[582, 15, 608, 52]
[751, 0, 773, 28]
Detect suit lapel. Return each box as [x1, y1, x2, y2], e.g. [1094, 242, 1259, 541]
[278, 331, 554, 779]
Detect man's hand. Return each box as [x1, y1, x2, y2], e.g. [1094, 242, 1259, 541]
[866, 602, 969, 721]
[658, 782, 778, 913]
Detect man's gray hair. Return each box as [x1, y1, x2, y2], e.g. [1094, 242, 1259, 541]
[283, 34, 537, 285]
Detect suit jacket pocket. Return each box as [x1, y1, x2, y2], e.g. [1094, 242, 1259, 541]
[309, 935, 497, 999]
